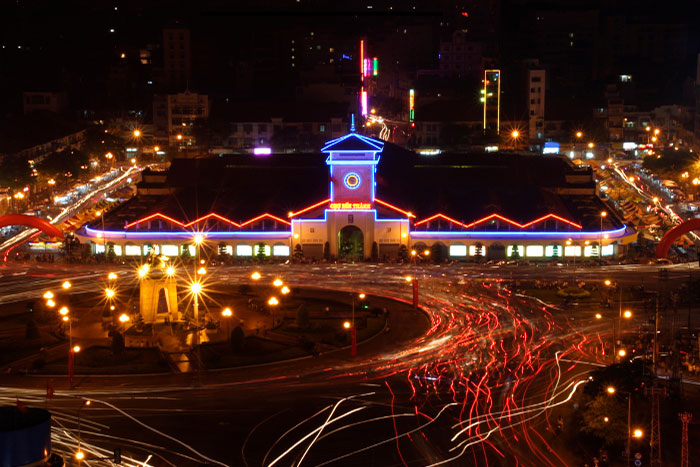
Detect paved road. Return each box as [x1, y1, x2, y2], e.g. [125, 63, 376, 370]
[1, 262, 697, 466]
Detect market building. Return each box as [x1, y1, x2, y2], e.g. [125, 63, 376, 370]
[77, 131, 636, 261]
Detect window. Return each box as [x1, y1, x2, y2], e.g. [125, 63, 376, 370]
[223, 246, 233, 255]
[531, 76, 542, 82]
[258, 124, 267, 132]
[113, 245, 123, 256]
[309, 228, 315, 233]
[602, 244, 614, 256]
[319, 124, 326, 132]
[564, 246, 581, 257]
[526, 245, 543, 257]
[348, 215, 354, 224]
[125, 245, 141, 256]
[545, 245, 562, 257]
[450, 244, 467, 256]
[143, 244, 159, 256]
[386, 227, 391, 233]
[161, 245, 178, 257]
[254, 244, 271, 256]
[584, 245, 599, 257]
[95, 244, 105, 254]
[507, 245, 524, 257]
[469, 245, 484, 256]
[273, 245, 290, 256]
[236, 245, 253, 256]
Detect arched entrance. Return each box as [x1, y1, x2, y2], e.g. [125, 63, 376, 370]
[338, 225, 364, 260]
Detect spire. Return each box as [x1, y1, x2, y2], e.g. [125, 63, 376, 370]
[350, 113, 355, 132]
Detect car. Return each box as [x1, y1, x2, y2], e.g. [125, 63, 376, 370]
[648, 258, 673, 265]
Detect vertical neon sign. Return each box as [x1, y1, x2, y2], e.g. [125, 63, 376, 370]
[372, 57, 378, 76]
[360, 40, 365, 78]
[361, 88, 368, 116]
[409, 89, 415, 122]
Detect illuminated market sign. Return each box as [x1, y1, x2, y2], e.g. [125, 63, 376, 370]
[329, 202, 372, 210]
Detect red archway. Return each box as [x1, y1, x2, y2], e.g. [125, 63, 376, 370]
[0, 214, 63, 239]
[655, 218, 700, 258]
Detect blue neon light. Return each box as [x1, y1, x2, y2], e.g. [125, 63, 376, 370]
[344, 172, 361, 189]
[291, 209, 409, 224]
[84, 226, 291, 239]
[410, 226, 629, 238]
[325, 159, 379, 165]
[321, 133, 384, 152]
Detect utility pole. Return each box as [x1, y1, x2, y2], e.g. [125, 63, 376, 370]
[678, 412, 692, 467]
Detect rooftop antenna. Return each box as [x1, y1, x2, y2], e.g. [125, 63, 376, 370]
[351, 113, 355, 132]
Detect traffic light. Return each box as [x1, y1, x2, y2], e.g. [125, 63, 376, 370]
[26, 301, 34, 313]
[113, 448, 121, 464]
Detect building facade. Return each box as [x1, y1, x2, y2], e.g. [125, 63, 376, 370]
[78, 131, 636, 261]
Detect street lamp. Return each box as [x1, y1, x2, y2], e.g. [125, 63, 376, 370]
[46, 299, 56, 308]
[633, 428, 643, 438]
[607, 385, 634, 466]
[600, 211, 607, 263]
[107, 272, 117, 281]
[105, 288, 115, 299]
[251, 271, 261, 280]
[221, 308, 233, 342]
[166, 266, 176, 277]
[62, 281, 71, 290]
[575, 131, 583, 139]
[273, 278, 283, 287]
[281, 286, 290, 295]
[43, 291, 54, 300]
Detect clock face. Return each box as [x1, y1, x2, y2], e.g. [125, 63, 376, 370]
[344, 172, 361, 190]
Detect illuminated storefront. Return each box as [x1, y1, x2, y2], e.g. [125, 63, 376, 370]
[78, 131, 636, 260]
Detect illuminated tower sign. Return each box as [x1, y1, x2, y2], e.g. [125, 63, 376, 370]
[372, 57, 378, 76]
[483, 69, 500, 134]
[322, 133, 384, 207]
[409, 89, 415, 122]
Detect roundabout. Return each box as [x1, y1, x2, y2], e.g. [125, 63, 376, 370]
[0, 262, 611, 466]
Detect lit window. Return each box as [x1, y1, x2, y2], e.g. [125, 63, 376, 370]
[95, 244, 105, 254]
[449, 244, 467, 256]
[602, 244, 614, 256]
[236, 245, 253, 256]
[545, 245, 562, 257]
[161, 245, 178, 257]
[507, 245, 524, 257]
[468, 245, 484, 256]
[273, 245, 290, 256]
[113, 245, 122, 256]
[125, 245, 141, 256]
[584, 245, 600, 257]
[143, 244, 159, 256]
[526, 245, 543, 257]
[254, 244, 271, 256]
[564, 246, 581, 257]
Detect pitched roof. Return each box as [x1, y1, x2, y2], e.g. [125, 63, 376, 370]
[321, 133, 384, 152]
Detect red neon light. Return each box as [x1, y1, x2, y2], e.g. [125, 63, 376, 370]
[374, 198, 416, 218]
[360, 39, 365, 78]
[521, 214, 582, 230]
[414, 213, 466, 228]
[464, 213, 522, 229]
[288, 199, 330, 218]
[240, 213, 292, 227]
[415, 212, 584, 230]
[185, 213, 241, 228]
[125, 213, 185, 229]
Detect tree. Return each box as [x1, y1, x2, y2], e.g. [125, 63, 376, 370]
[474, 242, 483, 261]
[230, 326, 245, 352]
[106, 242, 116, 262]
[181, 245, 192, 260]
[296, 304, 310, 328]
[580, 394, 628, 445]
[510, 245, 521, 259]
[371, 241, 379, 262]
[397, 244, 409, 262]
[255, 242, 267, 261]
[293, 244, 304, 260]
[323, 241, 331, 261]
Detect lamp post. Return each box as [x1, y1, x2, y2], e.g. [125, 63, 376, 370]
[606, 386, 643, 466]
[222, 307, 232, 343]
[268, 296, 279, 328]
[600, 211, 607, 264]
